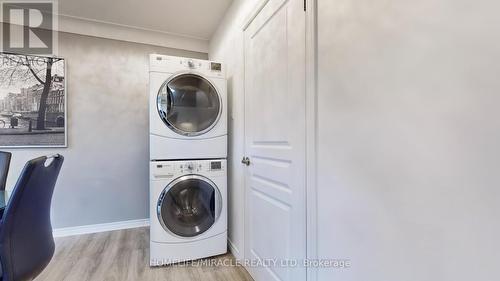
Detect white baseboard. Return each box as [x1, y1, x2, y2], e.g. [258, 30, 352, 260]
[53, 219, 150, 238]
[228, 238, 243, 260]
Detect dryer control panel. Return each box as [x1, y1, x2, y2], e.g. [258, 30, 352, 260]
[149, 54, 226, 79]
[150, 159, 226, 180]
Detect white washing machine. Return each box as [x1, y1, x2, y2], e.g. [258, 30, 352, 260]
[149, 159, 227, 266]
[149, 54, 227, 160]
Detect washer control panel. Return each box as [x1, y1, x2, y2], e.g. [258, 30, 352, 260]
[151, 159, 226, 180]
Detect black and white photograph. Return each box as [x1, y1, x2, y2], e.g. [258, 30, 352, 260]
[0, 53, 66, 147]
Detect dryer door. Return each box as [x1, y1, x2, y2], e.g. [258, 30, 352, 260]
[157, 73, 222, 136]
[157, 175, 222, 238]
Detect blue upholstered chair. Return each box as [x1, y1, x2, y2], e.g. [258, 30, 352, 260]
[0, 152, 11, 192]
[0, 154, 64, 281]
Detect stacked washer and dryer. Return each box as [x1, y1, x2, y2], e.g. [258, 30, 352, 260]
[149, 54, 227, 266]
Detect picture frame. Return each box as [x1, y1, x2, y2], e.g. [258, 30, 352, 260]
[0, 53, 67, 148]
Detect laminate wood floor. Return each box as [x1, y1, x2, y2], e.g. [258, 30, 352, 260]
[35, 227, 253, 281]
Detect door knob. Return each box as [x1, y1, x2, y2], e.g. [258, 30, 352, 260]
[241, 157, 250, 166]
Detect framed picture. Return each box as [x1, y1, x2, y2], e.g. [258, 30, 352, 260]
[0, 53, 66, 148]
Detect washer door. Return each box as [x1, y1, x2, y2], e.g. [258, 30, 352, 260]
[157, 175, 222, 238]
[157, 73, 221, 136]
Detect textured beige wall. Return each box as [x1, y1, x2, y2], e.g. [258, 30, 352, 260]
[4, 31, 207, 228]
[317, 0, 500, 280]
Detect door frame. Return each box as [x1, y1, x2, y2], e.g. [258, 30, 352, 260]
[305, 0, 318, 280]
[241, 0, 318, 280]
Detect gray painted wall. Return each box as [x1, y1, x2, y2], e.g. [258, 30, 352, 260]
[3, 31, 207, 228]
[317, 0, 500, 280]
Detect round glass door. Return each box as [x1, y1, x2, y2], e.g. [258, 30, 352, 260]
[157, 175, 222, 237]
[157, 73, 221, 136]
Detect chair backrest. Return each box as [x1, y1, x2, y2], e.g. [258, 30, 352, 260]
[0, 154, 64, 281]
[0, 151, 11, 191]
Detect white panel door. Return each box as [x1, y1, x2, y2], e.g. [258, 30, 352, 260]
[243, 0, 306, 280]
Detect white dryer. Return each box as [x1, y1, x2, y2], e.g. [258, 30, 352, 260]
[149, 54, 227, 160]
[150, 159, 227, 266]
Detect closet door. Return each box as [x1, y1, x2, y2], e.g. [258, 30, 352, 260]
[243, 0, 306, 280]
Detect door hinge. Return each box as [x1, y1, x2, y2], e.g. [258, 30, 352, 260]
[304, 0, 306, 11]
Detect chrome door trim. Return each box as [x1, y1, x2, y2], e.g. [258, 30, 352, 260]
[157, 71, 223, 137]
[157, 174, 223, 239]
